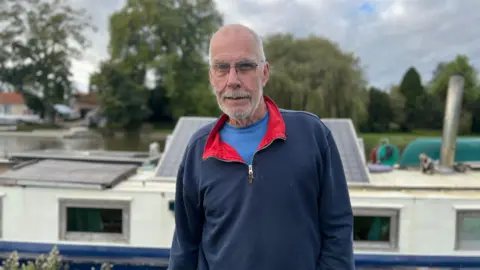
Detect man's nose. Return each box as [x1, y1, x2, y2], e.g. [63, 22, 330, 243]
[226, 66, 240, 88]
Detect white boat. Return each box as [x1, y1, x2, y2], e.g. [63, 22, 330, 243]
[0, 75, 479, 269]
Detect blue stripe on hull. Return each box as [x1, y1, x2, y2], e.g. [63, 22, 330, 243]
[1, 241, 480, 268]
[12, 260, 166, 270]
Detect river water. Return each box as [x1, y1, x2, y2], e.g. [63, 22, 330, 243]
[0, 135, 167, 156]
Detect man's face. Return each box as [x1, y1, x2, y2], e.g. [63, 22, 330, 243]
[209, 29, 269, 121]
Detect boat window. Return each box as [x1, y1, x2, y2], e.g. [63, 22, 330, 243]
[66, 207, 122, 233]
[169, 200, 175, 212]
[59, 199, 130, 243]
[456, 210, 480, 250]
[0, 198, 2, 238]
[353, 208, 399, 250]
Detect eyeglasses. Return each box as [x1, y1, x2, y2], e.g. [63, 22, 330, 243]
[211, 61, 260, 78]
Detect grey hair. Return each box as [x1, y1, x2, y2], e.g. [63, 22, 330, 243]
[208, 25, 266, 65]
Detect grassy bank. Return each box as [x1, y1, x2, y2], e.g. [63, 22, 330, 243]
[16, 123, 62, 132]
[360, 129, 480, 156]
[360, 130, 441, 153]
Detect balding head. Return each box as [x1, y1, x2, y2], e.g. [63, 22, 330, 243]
[208, 24, 266, 65]
[207, 24, 270, 127]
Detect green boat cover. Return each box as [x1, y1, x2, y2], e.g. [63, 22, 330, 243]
[399, 137, 480, 167]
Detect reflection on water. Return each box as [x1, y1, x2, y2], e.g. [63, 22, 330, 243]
[0, 136, 167, 155]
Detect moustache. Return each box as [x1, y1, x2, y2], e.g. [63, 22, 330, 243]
[221, 91, 252, 100]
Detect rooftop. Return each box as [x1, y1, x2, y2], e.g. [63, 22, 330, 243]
[0, 92, 25, 105]
[0, 159, 137, 189]
[8, 149, 160, 165]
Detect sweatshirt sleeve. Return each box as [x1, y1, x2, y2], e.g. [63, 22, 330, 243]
[168, 156, 204, 270]
[317, 131, 355, 270]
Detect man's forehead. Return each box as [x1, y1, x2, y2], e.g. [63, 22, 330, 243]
[211, 54, 256, 64]
[212, 25, 256, 41]
[210, 30, 258, 62]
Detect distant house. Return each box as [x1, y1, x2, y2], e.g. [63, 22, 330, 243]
[0, 92, 32, 116]
[70, 92, 99, 118]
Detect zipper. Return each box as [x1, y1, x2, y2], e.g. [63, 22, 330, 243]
[248, 165, 253, 184]
[207, 136, 286, 185]
[247, 136, 286, 184]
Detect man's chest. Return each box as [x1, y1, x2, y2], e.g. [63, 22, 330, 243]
[198, 141, 321, 221]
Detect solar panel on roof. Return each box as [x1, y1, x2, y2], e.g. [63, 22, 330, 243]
[0, 160, 137, 189]
[155, 117, 217, 178]
[357, 137, 366, 164]
[8, 149, 154, 164]
[154, 116, 369, 184]
[322, 119, 370, 183]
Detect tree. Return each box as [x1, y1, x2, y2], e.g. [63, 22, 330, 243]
[90, 60, 150, 131]
[263, 34, 369, 127]
[388, 85, 406, 131]
[92, 0, 222, 130]
[429, 55, 478, 103]
[0, 0, 96, 121]
[364, 87, 393, 132]
[429, 55, 480, 133]
[398, 67, 426, 131]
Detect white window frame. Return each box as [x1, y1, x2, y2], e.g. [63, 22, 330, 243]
[58, 198, 130, 243]
[0, 197, 3, 239]
[353, 207, 399, 251]
[455, 210, 480, 250]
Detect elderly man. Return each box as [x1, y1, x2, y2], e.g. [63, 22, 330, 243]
[168, 24, 355, 270]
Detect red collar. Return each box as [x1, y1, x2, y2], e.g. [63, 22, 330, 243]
[202, 96, 286, 162]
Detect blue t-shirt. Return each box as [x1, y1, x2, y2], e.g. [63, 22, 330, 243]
[219, 112, 269, 164]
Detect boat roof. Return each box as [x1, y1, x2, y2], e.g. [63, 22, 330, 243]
[0, 159, 137, 189]
[7, 149, 159, 165]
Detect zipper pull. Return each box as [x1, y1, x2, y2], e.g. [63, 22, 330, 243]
[248, 165, 254, 184]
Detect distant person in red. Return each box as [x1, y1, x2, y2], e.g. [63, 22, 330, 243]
[168, 24, 355, 270]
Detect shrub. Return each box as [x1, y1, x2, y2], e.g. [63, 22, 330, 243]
[1, 246, 113, 270]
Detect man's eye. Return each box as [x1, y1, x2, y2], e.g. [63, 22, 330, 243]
[237, 63, 256, 71]
[217, 64, 230, 71]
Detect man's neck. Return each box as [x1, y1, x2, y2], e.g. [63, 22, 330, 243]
[228, 100, 267, 127]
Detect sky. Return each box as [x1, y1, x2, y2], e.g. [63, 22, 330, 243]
[70, 0, 480, 92]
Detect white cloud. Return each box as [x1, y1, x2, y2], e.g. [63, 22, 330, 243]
[70, 0, 480, 91]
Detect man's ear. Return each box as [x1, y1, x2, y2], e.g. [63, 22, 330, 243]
[209, 68, 214, 86]
[262, 62, 270, 87]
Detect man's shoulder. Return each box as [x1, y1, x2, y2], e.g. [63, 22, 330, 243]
[185, 118, 217, 149]
[279, 109, 331, 136]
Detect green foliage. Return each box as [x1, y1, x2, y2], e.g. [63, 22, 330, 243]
[426, 55, 480, 133]
[0, 0, 96, 121]
[429, 55, 479, 102]
[1, 246, 113, 270]
[360, 54, 480, 134]
[427, 55, 480, 134]
[363, 87, 393, 132]
[4, 1, 475, 134]
[387, 85, 406, 131]
[398, 67, 426, 130]
[91, 0, 222, 131]
[263, 34, 368, 128]
[90, 61, 151, 131]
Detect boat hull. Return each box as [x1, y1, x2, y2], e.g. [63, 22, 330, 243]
[1, 241, 480, 269]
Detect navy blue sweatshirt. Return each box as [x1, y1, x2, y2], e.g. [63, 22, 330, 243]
[168, 96, 355, 270]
